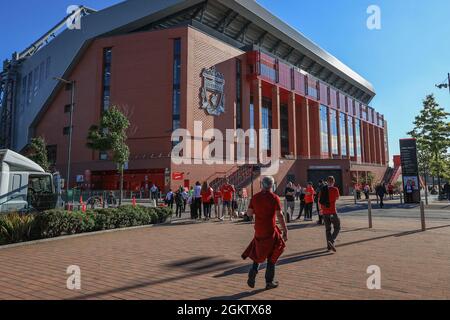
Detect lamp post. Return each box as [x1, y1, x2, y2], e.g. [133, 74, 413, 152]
[54, 77, 75, 194]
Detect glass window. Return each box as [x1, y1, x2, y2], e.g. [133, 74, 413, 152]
[340, 112, 347, 157]
[29, 175, 53, 194]
[355, 120, 362, 159]
[261, 98, 272, 151]
[320, 105, 329, 155]
[348, 117, 355, 157]
[236, 59, 242, 129]
[172, 39, 181, 130]
[330, 109, 338, 155]
[102, 48, 112, 111]
[280, 104, 289, 155]
[249, 97, 255, 148]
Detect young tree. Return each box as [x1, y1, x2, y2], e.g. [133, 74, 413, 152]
[27, 137, 50, 172]
[87, 106, 130, 205]
[408, 94, 450, 193]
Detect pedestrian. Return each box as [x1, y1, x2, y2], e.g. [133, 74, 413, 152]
[319, 176, 341, 252]
[284, 182, 296, 222]
[242, 176, 288, 290]
[165, 189, 174, 210]
[363, 184, 370, 200]
[214, 188, 222, 219]
[375, 182, 387, 208]
[443, 182, 450, 202]
[181, 188, 188, 212]
[304, 182, 315, 221]
[295, 184, 302, 201]
[315, 180, 324, 225]
[150, 184, 158, 201]
[296, 186, 306, 220]
[387, 183, 394, 200]
[107, 191, 117, 207]
[193, 182, 202, 220]
[405, 180, 414, 203]
[201, 181, 214, 220]
[220, 178, 236, 221]
[187, 193, 194, 219]
[174, 188, 184, 218]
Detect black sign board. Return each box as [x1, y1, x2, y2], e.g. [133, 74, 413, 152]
[400, 139, 420, 203]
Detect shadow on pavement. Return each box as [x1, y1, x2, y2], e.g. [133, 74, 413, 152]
[205, 289, 266, 300]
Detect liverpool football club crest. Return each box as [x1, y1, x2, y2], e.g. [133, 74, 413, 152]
[200, 66, 225, 116]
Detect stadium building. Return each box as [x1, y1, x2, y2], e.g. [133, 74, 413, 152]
[0, 0, 389, 195]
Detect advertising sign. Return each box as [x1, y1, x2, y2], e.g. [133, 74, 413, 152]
[400, 139, 421, 203]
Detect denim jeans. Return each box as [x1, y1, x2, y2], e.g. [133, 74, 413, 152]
[323, 214, 341, 244]
[249, 260, 275, 284]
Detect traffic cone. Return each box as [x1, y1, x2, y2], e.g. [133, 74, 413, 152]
[132, 196, 137, 207]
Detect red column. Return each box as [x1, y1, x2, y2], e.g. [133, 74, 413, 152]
[298, 97, 311, 158]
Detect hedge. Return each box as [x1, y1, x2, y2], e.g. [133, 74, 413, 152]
[0, 205, 173, 246]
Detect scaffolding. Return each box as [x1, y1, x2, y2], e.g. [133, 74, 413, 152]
[0, 6, 96, 149]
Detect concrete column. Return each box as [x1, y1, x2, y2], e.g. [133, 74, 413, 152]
[253, 79, 262, 131]
[327, 106, 332, 159]
[287, 92, 297, 157]
[272, 85, 280, 130]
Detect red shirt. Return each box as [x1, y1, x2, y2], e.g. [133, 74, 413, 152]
[248, 191, 281, 239]
[220, 184, 235, 201]
[213, 191, 222, 204]
[320, 186, 340, 215]
[304, 186, 315, 204]
[201, 187, 213, 203]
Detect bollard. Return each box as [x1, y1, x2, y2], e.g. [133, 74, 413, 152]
[420, 201, 426, 231]
[400, 193, 403, 204]
[368, 199, 373, 229]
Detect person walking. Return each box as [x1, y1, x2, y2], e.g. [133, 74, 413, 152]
[150, 184, 159, 202]
[363, 184, 370, 200]
[284, 182, 296, 222]
[319, 176, 341, 252]
[296, 186, 306, 220]
[376, 182, 387, 208]
[165, 189, 174, 210]
[193, 182, 202, 220]
[174, 188, 184, 218]
[220, 178, 236, 221]
[387, 183, 394, 200]
[443, 182, 450, 202]
[214, 188, 222, 219]
[295, 184, 302, 201]
[242, 176, 288, 290]
[201, 182, 214, 220]
[315, 180, 324, 225]
[304, 182, 315, 221]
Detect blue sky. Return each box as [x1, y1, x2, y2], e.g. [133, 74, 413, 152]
[1, 0, 450, 157]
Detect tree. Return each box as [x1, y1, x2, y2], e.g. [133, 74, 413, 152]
[408, 94, 450, 193]
[27, 137, 50, 172]
[87, 106, 130, 205]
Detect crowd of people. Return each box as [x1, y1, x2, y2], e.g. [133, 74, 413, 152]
[163, 178, 249, 221]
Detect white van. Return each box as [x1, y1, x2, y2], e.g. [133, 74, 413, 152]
[0, 149, 59, 213]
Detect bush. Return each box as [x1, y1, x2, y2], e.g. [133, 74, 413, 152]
[0, 212, 36, 245]
[0, 205, 173, 245]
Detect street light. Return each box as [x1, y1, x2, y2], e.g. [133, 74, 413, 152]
[54, 77, 75, 195]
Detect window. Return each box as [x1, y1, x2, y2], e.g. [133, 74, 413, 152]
[64, 104, 71, 113]
[63, 127, 70, 135]
[27, 72, 33, 105]
[348, 117, 355, 157]
[280, 104, 289, 155]
[261, 98, 272, 151]
[260, 64, 276, 82]
[340, 112, 347, 157]
[46, 145, 57, 166]
[101, 48, 112, 111]
[236, 58, 243, 129]
[29, 175, 53, 194]
[172, 39, 181, 131]
[100, 152, 108, 161]
[355, 120, 362, 159]
[249, 96, 255, 148]
[320, 105, 329, 155]
[330, 109, 338, 155]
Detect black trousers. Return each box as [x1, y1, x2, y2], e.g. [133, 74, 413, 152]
[193, 198, 202, 219]
[249, 260, 275, 284]
[305, 203, 313, 219]
[297, 202, 306, 219]
[175, 203, 183, 218]
[379, 195, 384, 208]
[323, 214, 341, 244]
[203, 203, 211, 219]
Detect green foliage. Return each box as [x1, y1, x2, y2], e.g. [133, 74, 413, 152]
[0, 212, 36, 244]
[27, 137, 50, 172]
[87, 106, 130, 204]
[0, 206, 172, 245]
[408, 94, 450, 179]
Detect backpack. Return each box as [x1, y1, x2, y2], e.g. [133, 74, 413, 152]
[319, 185, 330, 208]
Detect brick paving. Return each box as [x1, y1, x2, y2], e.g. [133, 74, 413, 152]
[0, 214, 449, 300]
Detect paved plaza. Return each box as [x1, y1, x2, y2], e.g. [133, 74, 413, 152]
[0, 200, 449, 300]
